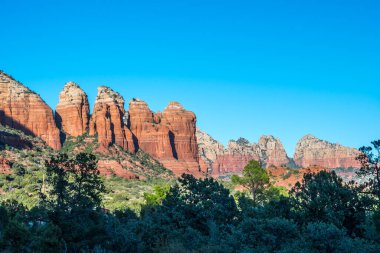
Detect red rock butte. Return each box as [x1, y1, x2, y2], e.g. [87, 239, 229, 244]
[56, 81, 90, 137]
[0, 71, 61, 150]
[0, 71, 362, 178]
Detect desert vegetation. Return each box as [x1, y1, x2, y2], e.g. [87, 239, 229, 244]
[0, 141, 379, 252]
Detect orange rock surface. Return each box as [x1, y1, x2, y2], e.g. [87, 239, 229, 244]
[0, 71, 61, 149]
[89, 86, 135, 152]
[128, 99, 202, 176]
[128, 99, 173, 159]
[56, 82, 90, 137]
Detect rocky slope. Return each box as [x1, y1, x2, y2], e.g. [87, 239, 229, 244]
[0, 71, 61, 150]
[56, 82, 90, 137]
[294, 134, 361, 169]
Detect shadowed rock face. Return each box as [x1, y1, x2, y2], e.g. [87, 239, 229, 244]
[56, 82, 90, 137]
[89, 86, 135, 152]
[294, 134, 361, 169]
[0, 71, 61, 150]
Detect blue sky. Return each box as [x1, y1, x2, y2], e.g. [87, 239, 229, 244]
[1, 0, 379, 156]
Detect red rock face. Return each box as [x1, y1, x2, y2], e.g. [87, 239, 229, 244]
[161, 102, 200, 175]
[56, 82, 90, 137]
[128, 99, 173, 159]
[258, 135, 291, 168]
[197, 131, 291, 177]
[294, 135, 361, 168]
[162, 102, 198, 161]
[128, 100, 202, 176]
[0, 71, 61, 150]
[213, 154, 259, 177]
[89, 86, 135, 152]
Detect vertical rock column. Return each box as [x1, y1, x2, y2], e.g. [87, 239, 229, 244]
[56, 82, 90, 137]
[89, 86, 135, 152]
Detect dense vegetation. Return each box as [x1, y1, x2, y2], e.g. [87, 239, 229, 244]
[0, 139, 379, 252]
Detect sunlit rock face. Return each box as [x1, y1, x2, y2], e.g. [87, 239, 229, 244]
[294, 134, 361, 169]
[89, 86, 135, 152]
[128, 100, 202, 177]
[56, 82, 90, 137]
[0, 71, 61, 150]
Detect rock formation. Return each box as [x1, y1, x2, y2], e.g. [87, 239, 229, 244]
[89, 86, 135, 152]
[160, 102, 200, 175]
[129, 100, 202, 176]
[0, 71, 363, 180]
[294, 134, 361, 168]
[128, 98, 173, 159]
[56, 82, 90, 137]
[258, 135, 291, 168]
[212, 139, 261, 177]
[196, 131, 290, 177]
[197, 128, 225, 173]
[0, 71, 61, 149]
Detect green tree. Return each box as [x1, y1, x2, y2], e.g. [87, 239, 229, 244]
[231, 160, 270, 205]
[290, 171, 370, 236]
[356, 140, 380, 201]
[144, 184, 171, 206]
[45, 153, 106, 211]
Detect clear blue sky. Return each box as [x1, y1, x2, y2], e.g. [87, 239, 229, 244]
[1, 0, 379, 156]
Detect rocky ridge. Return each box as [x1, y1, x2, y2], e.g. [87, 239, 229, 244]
[0, 71, 362, 179]
[196, 129, 360, 177]
[294, 134, 361, 169]
[0, 71, 61, 150]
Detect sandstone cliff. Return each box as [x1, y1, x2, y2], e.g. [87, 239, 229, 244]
[161, 102, 201, 175]
[0, 71, 61, 149]
[294, 134, 361, 168]
[128, 98, 172, 159]
[196, 131, 291, 177]
[56, 82, 90, 137]
[258, 135, 291, 168]
[89, 86, 135, 152]
[128, 100, 202, 176]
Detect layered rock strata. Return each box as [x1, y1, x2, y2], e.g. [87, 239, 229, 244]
[294, 135, 361, 168]
[56, 82, 90, 137]
[89, 86, 135, 152]
[0, 71, 61, 149]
